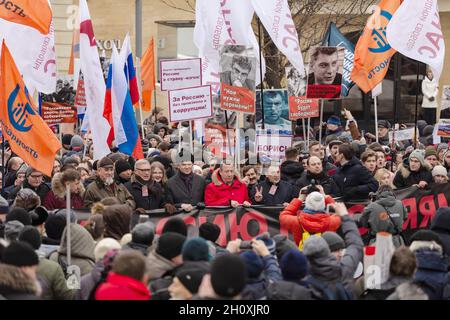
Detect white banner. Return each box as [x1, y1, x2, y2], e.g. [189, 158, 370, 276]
[168, 85, 213, 122]
[256, 134, 292, 162]
[386, 0, 445, 80]
[160, 58, 202, 91]
[251, 0, 305, 76]
[194, 0, 265, 94]
[388, 127, 417, 142]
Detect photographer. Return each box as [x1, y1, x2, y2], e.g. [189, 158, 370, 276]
[295, 156, 339, 197]
[354, 185, 408, 247]
[279, 185, 341, 247]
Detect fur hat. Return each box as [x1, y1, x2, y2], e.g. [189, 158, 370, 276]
[13, 189, 41, 212]
[432, 165, 448, 177]
[304, 192, 326, 212]
[303, 235, 331, 258]
[279, 249, 309, 281]
[156, 232, 186, 260]
[2, 241, 39, 267]
[210, 254, 247, 298]
[29, 206, 49, 226]
[94, 238, 122, 262]
[409, 149, 425, 167]
[322, 232, 345, 252]
[182, 237, 210, 262]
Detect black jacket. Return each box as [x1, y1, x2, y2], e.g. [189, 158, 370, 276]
[9, 180, 51, 204]
[430, 207, 450, 257]
[332, 157, 379, 201]
[267, 281, 312, 300]
[280, 160, 303, 185]
[249, 179, 297, 206]
[167, 173, 206, 206]
[295, 171, 339, 197]
[124, 178, 165, 211]
[393, 163, 433, 189]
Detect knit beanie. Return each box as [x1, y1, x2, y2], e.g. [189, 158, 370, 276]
[25, 167, 38, 179]
[182, 237, 210, 262]
[432, 165, 448, 177]
[62, 134, 74, 147]
[409, 149, 425, 167]
[199, 222, 221, 243]
[423, 125, 434, 136]
[279, 249, 309, 281]
[70, 135, 84, 151]
[115, 159, 132, 175]
[210, 254, 247, 298]
[6, 207, 31, 226]
[131, 222, 155, 246]
[327, 115, 341, 127]
[322, 231, 345, 252]
[424, 147, 437, 158]
[18, 226, 42, 250]
[240, 251, 264, 279]
[273, 234, 298, 261]
[303, 235, 331, 258]
[4, 221, 25, 242]
[304, 192, 326, 212]
[437, 143, 448, 156]
[156, 232, 186, 260]
[176, 268, 207, 294]
[162, 217, 187, 236]
[94, 238, 122, 262]
[44, 214, 67, 241]
[2, 241, 39, 267]
[256, 233, 276, 255]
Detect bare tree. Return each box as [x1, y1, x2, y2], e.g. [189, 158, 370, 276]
[159, 0, 195, 14]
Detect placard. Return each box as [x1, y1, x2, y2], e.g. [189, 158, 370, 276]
[288, 96, 319, 120]
[256, 134, 292, 162]
[437, 119, 450, 138]
[160, 58, 202, 91]
[168, 85, 213, 122]
[220, 83, 255, 113]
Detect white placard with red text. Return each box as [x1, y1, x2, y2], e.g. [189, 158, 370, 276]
[168, 85, 213, 122]
[256, 135, 292, 162]
[160, 58, 202, 91]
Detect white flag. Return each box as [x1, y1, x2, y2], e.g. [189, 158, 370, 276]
[0, 20, 57, 94]
[251, 0, 305, 76]
[194, 0, 265, 94]
[386, 0, 445, 80]
[79, 0, 111, 160]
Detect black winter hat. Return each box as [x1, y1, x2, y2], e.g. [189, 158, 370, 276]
[199, 222, 221, 243]
[62, 134, 74, 147]
[176, 268, 207, 294]
[210, 254, 247, 298]
[30, 207, 49, 226]
[44, 214, 66, 241]
[322, 232, 345, 252]
[410, 229, 444, 248]
[2, 241, 39, 267]
[115, 159, 132, 175]
[6, 208, 32, 226]
[156, 232, 186, 260]
[19, 226, 42, 250]
[162, 217, 187, 236]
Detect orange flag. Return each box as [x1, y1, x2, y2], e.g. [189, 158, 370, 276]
[0, 41, 61, 177]
[351, 0, 401, 93]
[140, 38, 156, 112]
[0, 0, 52, 35]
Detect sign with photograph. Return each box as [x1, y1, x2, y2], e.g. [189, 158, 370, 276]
[40, 75, 77, 125]
[160, 58, 202, 91]
[168, 85, 213, 122]
[255, 90, 292, 136]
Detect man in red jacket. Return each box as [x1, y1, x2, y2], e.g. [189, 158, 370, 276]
[95, 251, 151, 300]
[279, 185, 341, 247]
[204, 163, 251, 207]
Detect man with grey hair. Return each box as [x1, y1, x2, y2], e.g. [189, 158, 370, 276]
[250, 165, 297, 207]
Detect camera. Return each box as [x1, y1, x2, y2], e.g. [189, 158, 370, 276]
[239, 240, 253, 250]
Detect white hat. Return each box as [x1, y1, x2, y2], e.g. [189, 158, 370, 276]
[305, 192, 326, 212]
[94, 238, 121, 262]
[432, 165, 448, 178]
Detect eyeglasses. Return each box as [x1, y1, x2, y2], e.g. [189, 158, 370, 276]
[136, 168, 151, 172]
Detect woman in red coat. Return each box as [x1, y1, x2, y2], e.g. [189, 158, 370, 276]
[204, 163, 251, 207]
[279, 185, 341, 247]
[43, 169, 85, 210]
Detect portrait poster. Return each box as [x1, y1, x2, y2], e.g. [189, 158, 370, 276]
[255, 89, 292, 136]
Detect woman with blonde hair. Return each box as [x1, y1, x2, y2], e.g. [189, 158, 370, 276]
[150, 161, 174, 207]
[375, 168, 395, 189]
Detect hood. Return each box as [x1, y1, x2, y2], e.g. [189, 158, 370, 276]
[51, 173, 85, 199]
[59, 223, 96, 262]
[298, 213, 341, 234]
[281, 160, 303, 175]
[0, 264, 38, 296]
[146, 248, 176, 280]
[376, 191, 397, 207]
[430, 207, 450, 232]
[210, 168, 242, 187]
[308, 255, 342, 282]
[103, 204, 132, 241]
[414, 249, 447, 272]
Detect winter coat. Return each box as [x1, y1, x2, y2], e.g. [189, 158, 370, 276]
[43, 173, 85, 210]
[332, 157, 379, 201]
[37, 255, 74, 300]
[357, 190, 408, 247]
[421, 76, 439, 109]
[83, 177, 136, 209]
[249, 179, 297, 206]
[146, 248, 177, 281]
[204, 169, 251, 206]
[280, 160, 304, 185]
[430, 207, 450, 257]
[307, 216, 364, 299]
[95, 272, 151, 300]
[0, 264, 40, 300]
[168, 172, 206, 205]
[49, 223, 96, 277]
[9, 180, 51, 204]
[393, 163, 432, 189]
[124, 176, 165, 211]
[360, 275, 411, 300]
[76, 261, 104, 300]
[279, 197, 340, 246]
[241, 255, 283, 300]
[102, 204, 132, 240]
[387, 282, 429, 300]
[295, 171, 339, 197]
[266, 281, 312, 300]
[122, 242, 150, 256]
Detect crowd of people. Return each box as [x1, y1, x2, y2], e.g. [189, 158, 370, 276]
[0, 108, 450, 300]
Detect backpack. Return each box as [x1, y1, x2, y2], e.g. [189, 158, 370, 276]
[307, 276, 353, 300]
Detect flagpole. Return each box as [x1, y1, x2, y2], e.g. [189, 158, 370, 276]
[302, 118, 306, 152]
[257, 17, 265, 129]
[374, 96, 379, 143]
[319, 100, 324, 144]
[66, 184, 72, 267]
[307, 117, 311, 150]
[414, 60, 420, 148]
[1, 135, 5, 191]
[189, 121, 194, 161]
[135, 56, 145, 139]
[224, 110, 233, 161]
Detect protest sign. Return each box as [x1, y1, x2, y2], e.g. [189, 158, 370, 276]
[388, 127, 416, 142]
[74, 72, 86, 117]
[306, 46, 345, 99]
[256, 134, 292, 162]
[441, 85, 450, 111]
[168, 85, 213, 122]
[436, 119, 450, 137]
[255, 90, 292, 135]
[285, 65, 307, 97]
[288, 97, 319, 120]
[220, 83, 255, 113]
[160, 58, 202, 91]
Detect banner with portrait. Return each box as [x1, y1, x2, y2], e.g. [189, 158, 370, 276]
[306, 46, 345, 99]
[255, 89, 292, 136]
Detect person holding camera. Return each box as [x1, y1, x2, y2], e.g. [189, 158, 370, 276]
[354, 185, 408, 247]
[295, 156, 339, 197]
[279, 185, 341, 247]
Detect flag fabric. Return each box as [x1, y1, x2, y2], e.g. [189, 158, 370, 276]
[0, 19, 57, 94]
[78, 0, 110, 160]
[386, 0, 445, 81]
[0, 0, 52, 35]
[103, 59, 115, 146]
[140, 38, 156, 112]
[0, 41, 61, 177]
[323, 22, 356, 96]
[121, 34, 140, 106]
[251, 0, 305, 77]
[351, 0, 401, 93]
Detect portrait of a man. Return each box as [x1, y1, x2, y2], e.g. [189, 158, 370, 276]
[256, 90, 291, 135]
[220, 51, 256, 91]
[286, 66, 307, 97]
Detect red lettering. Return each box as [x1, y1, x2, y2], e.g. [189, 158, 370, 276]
[282, 36, 299, 51]
[418, 45, 436, 58]
[402, 197, 417, 230]
[239, 211, 268, 240]
[228, 212, 239, 240]
[284, 24, 297, 38]
[426, 32, 444, 52]
[437, 192, 449, 208]
[418, 195, 436, 228]
[155, 217, 171, 235]
[212, 214, 227, 247]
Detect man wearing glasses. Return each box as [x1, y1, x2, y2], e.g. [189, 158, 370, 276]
[9, 167, 51, 203]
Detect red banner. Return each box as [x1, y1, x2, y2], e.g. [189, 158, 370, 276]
[220, 83, 255, 113]
[288, 96, 319, 120]
[41, 102, 77, 125]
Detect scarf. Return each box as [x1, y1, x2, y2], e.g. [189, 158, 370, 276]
[179, 172, 193, 193]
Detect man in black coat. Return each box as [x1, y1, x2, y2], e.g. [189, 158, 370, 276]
[9, 167, 51, 204]
[332, 144, 379, 201]
[168, 160, 206, 212]
[295, 156, 339, 197]
[280, 147, 303, 185]
[250, 166, 297, 206]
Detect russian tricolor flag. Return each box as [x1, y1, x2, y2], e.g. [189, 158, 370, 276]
[121, 34, 140, 106]
[103, 44, 143, 159]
